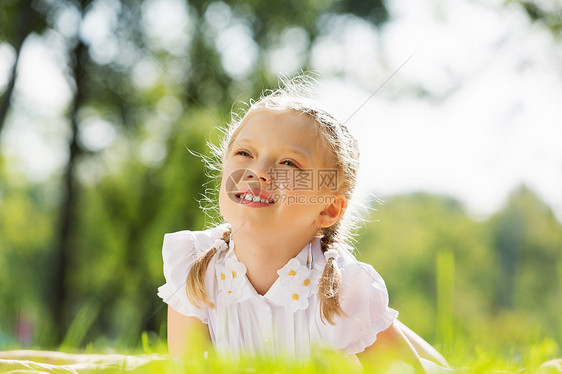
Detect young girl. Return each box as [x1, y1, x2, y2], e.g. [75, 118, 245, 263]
[157, 75, 452, 372]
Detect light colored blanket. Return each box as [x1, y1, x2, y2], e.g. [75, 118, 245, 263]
[0, 350, 167, 373]
[1, 349, 560, 373]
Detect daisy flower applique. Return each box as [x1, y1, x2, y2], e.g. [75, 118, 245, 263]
[216, 257, 247, 306]
[277, 258, 319, 312]
[278, 258, 309, 286]
[295, 268, 320, 295]
[285, 284, 310, 312]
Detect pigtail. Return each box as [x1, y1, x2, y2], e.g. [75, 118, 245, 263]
[186, 226, 231, 309]
[318, 228, 347, 324]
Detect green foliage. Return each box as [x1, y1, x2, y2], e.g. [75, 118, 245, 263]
[355, 188, 562, 368]
[436, 249, 454, 359]
[60, 301, 100, 350]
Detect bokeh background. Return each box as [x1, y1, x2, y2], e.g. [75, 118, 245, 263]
[0, 0, 561, 367]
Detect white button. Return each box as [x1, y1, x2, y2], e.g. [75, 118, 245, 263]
[263, 338, 272, 347]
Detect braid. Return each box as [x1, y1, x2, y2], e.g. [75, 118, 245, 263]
[186, 226, 231, 309]
[318, 225, 347, 324]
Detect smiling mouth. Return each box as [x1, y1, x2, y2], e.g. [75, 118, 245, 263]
[234, 192, 276, 205]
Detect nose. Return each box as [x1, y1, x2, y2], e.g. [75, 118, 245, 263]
[245, 163, 272, 185]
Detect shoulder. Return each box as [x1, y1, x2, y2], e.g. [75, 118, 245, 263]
[312, 242, 387, 291]
[163, 222, 230, 257]
[334, 250, 390, 304]
[339, 253, 389, 294]
[160, 222, 230, 290]
[158, 222, 230, 321]
[314, 246, 399, 354]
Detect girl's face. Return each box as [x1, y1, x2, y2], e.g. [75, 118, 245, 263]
[219, 109, 339, 240]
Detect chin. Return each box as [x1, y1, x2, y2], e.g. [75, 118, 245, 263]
[229, 218, 276, 234]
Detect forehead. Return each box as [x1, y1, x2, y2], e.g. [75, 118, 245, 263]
[232, 109, 334, 167]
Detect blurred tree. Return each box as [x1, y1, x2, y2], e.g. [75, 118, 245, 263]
[514, 0, 562, 36]
[357, 192, 494, 342]
[491, 195, 524, 310]
[490, 186, 562, 336]
[357, 187, 562, 350]
[0, 0, 46, 141]
[50, 0, 89, 344]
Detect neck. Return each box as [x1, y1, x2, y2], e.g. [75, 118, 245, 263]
[231, 230, 313, 295]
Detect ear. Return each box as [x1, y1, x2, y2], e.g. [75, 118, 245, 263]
[317, 193, 346, 228]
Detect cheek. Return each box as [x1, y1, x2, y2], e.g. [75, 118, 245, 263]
[218, 185, 230, 219]
[218, 191, 225, 212]
[218, 174, 229, 201]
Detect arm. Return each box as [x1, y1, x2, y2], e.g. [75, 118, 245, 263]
[357, 322, 427, 374]
[167, 306, 211, 359]
[394, 320, 449, 367]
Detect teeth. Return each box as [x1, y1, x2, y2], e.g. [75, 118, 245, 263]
[240, 193, 272, 204]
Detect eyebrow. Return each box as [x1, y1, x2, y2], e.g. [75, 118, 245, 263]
[235, 138, 312, 162]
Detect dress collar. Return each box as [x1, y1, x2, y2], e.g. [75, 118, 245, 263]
[215, 235, 323, 311]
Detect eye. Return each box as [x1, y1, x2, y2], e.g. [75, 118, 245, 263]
[234, 150, 251, 157]
[281, 159, 299, 168]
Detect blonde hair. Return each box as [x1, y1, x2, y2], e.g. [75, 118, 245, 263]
[187, 73, 364, 324]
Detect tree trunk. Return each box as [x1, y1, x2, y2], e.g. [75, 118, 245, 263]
[0, 0, 35, 141]
[51, 38, 87, 345]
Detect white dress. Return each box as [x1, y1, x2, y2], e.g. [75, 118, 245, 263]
[157, 223, 399, 359]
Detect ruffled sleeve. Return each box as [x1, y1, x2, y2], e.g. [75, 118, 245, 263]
[330, 259, 399, 355]
[157, 224, 228, 323]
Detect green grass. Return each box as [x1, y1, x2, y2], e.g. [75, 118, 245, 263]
[32, 332, 559, 373]
[2, 331, 560, 373]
